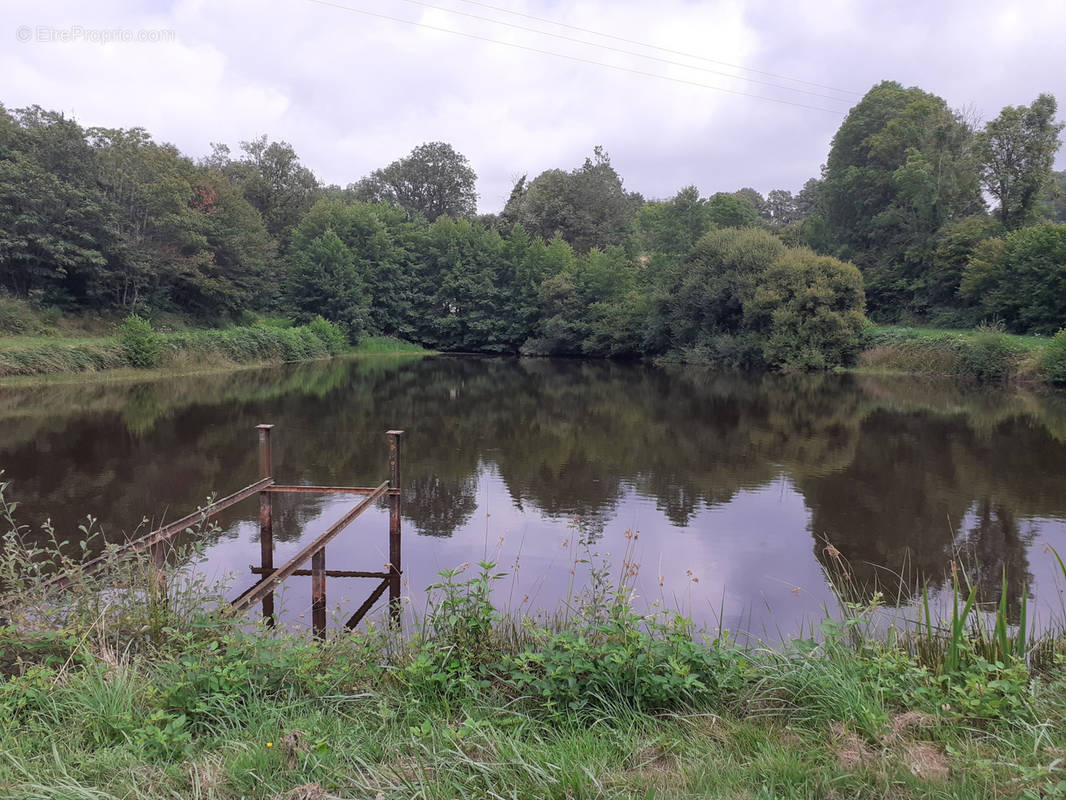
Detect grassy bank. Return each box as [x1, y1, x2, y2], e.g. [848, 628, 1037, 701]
[3, 490, 1066, 799]
[0, 318, 428, 379]
[857, 324, 1066, 383]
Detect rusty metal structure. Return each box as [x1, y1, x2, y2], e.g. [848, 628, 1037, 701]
[38, 424, 404, 638]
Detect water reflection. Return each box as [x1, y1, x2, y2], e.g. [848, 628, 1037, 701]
[3, 357, 1066, 635]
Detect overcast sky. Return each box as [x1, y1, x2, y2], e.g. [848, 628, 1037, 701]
[4, 0, 1065, 212]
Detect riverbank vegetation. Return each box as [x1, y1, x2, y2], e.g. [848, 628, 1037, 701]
[3, 82, 1063, 378]
[3, 481, 1066, 798]
[0, 313, 420, 378]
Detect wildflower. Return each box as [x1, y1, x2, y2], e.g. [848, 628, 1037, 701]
[824, 543, 842, 560]
[267, 741, 273, 748]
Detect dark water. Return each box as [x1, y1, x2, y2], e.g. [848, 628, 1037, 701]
[4, 355, 1066, 638]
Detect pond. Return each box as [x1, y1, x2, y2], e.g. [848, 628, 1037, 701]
[3, 355, 1066, 640]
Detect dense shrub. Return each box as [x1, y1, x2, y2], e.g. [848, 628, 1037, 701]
[858, 325, 1030, 380]
[0, 295, 57, 335]
[119, 315, 160, 368]
[953, 321, 1028, 380]
[1039, 329, 1066, 384]
[307, 316, 349, 353]
[744, 249, 867, 369]
[664, 227, 786, 347]
[962, 223, 1066, 334]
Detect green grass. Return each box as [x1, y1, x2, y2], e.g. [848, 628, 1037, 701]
[3, 502, 1066, 800]
[0, 325, 429, 379]
[351, 336, 434, 355]
[865, 325, 1051, 353]
[856, 324, 1059, 382]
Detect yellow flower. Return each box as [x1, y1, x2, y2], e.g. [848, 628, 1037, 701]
[267, 742, 273, 747]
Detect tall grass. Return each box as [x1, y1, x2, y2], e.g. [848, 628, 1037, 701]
[0, 318, 363, 378]
[858, 323, 1040, 381]
[4, 479, 1066, 797]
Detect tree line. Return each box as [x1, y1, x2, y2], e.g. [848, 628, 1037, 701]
[1, 80, 1063, 368]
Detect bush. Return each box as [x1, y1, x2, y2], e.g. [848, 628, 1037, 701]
[953, 321, 1027, 380]
[961, 223, 1066, 334]
[744, 248, 867, 370]
[307, 316, 350, 353]
[0, 295, 55, 335]
[119, 315, 160, 368]
[665, 227, 787, 347]
[503, 608, 740, 715]
[1040, 329, 1066, 384]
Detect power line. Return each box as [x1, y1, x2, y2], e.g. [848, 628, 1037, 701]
[386, 0, 852, 104]
[301, 0, 847, 115]
[453, 0, 859, 97]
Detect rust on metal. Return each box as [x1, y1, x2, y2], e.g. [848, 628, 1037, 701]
[257, 424, 275, 625]
[229, 481, 389, 612]
[387, 430, 404, 625]
[45, 423, 406, 638]
[311, 547, 326, 639]
[251, 567, 389, 579]
[346, 577, 390, 629]
[43, 476, 274, 594]
[267, 485, 400, 496]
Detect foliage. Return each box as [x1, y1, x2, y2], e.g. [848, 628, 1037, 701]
[504, 609, 740, 715]
[819, 81, 985, 315]
[961, 223, 1066, 334]
[662, 227, 786, 349]
[119, 314, 160, 368]
[859, 323, 1034, 380]
[975, 94, 1065, 230]
[306, 316, 349, 353]
[285, 228, 369, 339]
[706, 191, 761, 229]
[745, 249, 867, 369]
[349, 141, 478, 222]
[1038, 329, 1066, 384]
[501, 146, 643, 253]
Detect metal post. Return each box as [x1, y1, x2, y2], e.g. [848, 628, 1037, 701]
[149, 539, 167, 602]
[386, 430, 404, 626]
[311, 547, 326, 639]
[256, 424, 275, 626]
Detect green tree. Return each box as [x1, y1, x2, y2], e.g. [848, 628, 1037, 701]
[219, 136, 320, 247]
[288, 200, 413, 335]
[744, 249, 867, 369]
[635, 186, 710, 258]
[0, 106, 112, 304]
[410, 217, 508, 350]
[820, 81, 984, 315]
[350, 141, 478, 221]
[285, 229, 368, 338]
[961, 223, 1066, 334]
[662, 227, 786, 348]
[503, 146, 642, 252]
[1039, 169, 1066, 222]
[706, 192, 761, 229]
[913, 214, 1001, 322]
[975, 94, 1064, 230]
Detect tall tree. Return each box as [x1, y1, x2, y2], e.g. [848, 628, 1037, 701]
[820, 80, 984, 315]
[502, 146, 643, 252]
[350, 141, 478, 222]
[1040, 170, 1066, 222]
[285, 228, 368, 338]
[221, 136, 320, 246]
[975, 94, 1064, 230]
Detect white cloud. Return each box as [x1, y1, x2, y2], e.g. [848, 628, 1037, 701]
[3, 0, 1064, 211]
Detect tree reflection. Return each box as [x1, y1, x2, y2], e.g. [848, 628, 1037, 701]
[2, 357, 1066, 613]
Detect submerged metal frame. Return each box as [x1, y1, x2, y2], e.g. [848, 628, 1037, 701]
[33, 424, 405, 638]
